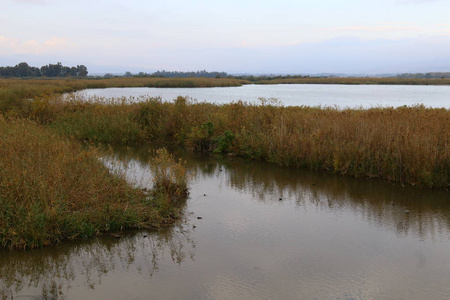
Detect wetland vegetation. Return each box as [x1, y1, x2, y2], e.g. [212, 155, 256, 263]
[0, 77, 449, 249]
[252, 76, 450, 85]
[0, 118, 189, 249]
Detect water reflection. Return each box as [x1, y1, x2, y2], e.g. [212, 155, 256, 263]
[0, 225, 195, 299]
[115, 145, 450, 241]
[224, 161, 450, 240]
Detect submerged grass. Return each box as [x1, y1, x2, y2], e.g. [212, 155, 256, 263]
[0, 117, 188, 249]
[150, 148, 189, 218]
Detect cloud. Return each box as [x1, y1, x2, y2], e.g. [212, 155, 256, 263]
[0, 36, 74, 56]
[397, 0, 443, 3]
[44, 37, 68, 47]
[320, 25, 424, 33]
[12, 0, 48, 4]
[316, 24, 450, 42]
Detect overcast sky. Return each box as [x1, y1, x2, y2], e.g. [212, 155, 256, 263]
[1, 0, 449, 74]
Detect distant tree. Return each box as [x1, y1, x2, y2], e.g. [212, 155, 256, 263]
[29, 66, 41, 77]
[69, 67, 78, 76]
[0, 62, 86, 78]
[149, 70, 227, 78]
[62, 66, 71, 77]
[77, 65, 88, 77]
[40, 65, 50, 77]
[396, 72, 450, 79]
[39, 63, 88, 77]
[50, 62, 63, 77]
[40, 62, 62, 77]
[17, 62, 31, 77]
[0, 62, 42, 77]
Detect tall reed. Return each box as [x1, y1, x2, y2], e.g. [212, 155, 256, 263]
[134, 100, 449, 188]
[49, 95, 449, 188]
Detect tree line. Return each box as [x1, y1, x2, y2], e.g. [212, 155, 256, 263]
[0, 62, 88, 77]
[396, 72, 450, 79]
[125, 70, 227, 78]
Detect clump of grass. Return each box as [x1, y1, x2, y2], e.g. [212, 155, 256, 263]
[0, 118, 188, 249]
[150, 148, 189, 217]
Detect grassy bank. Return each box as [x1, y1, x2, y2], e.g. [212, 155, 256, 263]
[0, 117, 188, 249]
[0, 77, 248, 91]
[0, 77, 248, 115]
[47, 96, 450, 189]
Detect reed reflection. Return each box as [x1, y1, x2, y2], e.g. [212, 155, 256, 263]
[114, 144, 450, 241]
[223, 159, 450, 240]
[0, 223, 195, 300]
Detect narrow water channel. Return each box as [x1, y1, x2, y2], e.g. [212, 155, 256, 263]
[1, 146, 449, 300]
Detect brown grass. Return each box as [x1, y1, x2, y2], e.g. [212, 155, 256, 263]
[0, 77, 248, 116]
[0, 116, 188, 249]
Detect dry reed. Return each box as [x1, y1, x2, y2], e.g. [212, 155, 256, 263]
[47, 95, 449, 188]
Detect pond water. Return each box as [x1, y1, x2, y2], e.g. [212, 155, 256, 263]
[72, 84, 450, 108]
[1, 146, 449, 300]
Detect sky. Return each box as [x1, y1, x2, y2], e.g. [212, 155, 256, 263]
[1, 0, 450, 74]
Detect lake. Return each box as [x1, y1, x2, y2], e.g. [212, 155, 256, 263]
[1, 146, 449, 300]
[72, 84, 450, 108]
